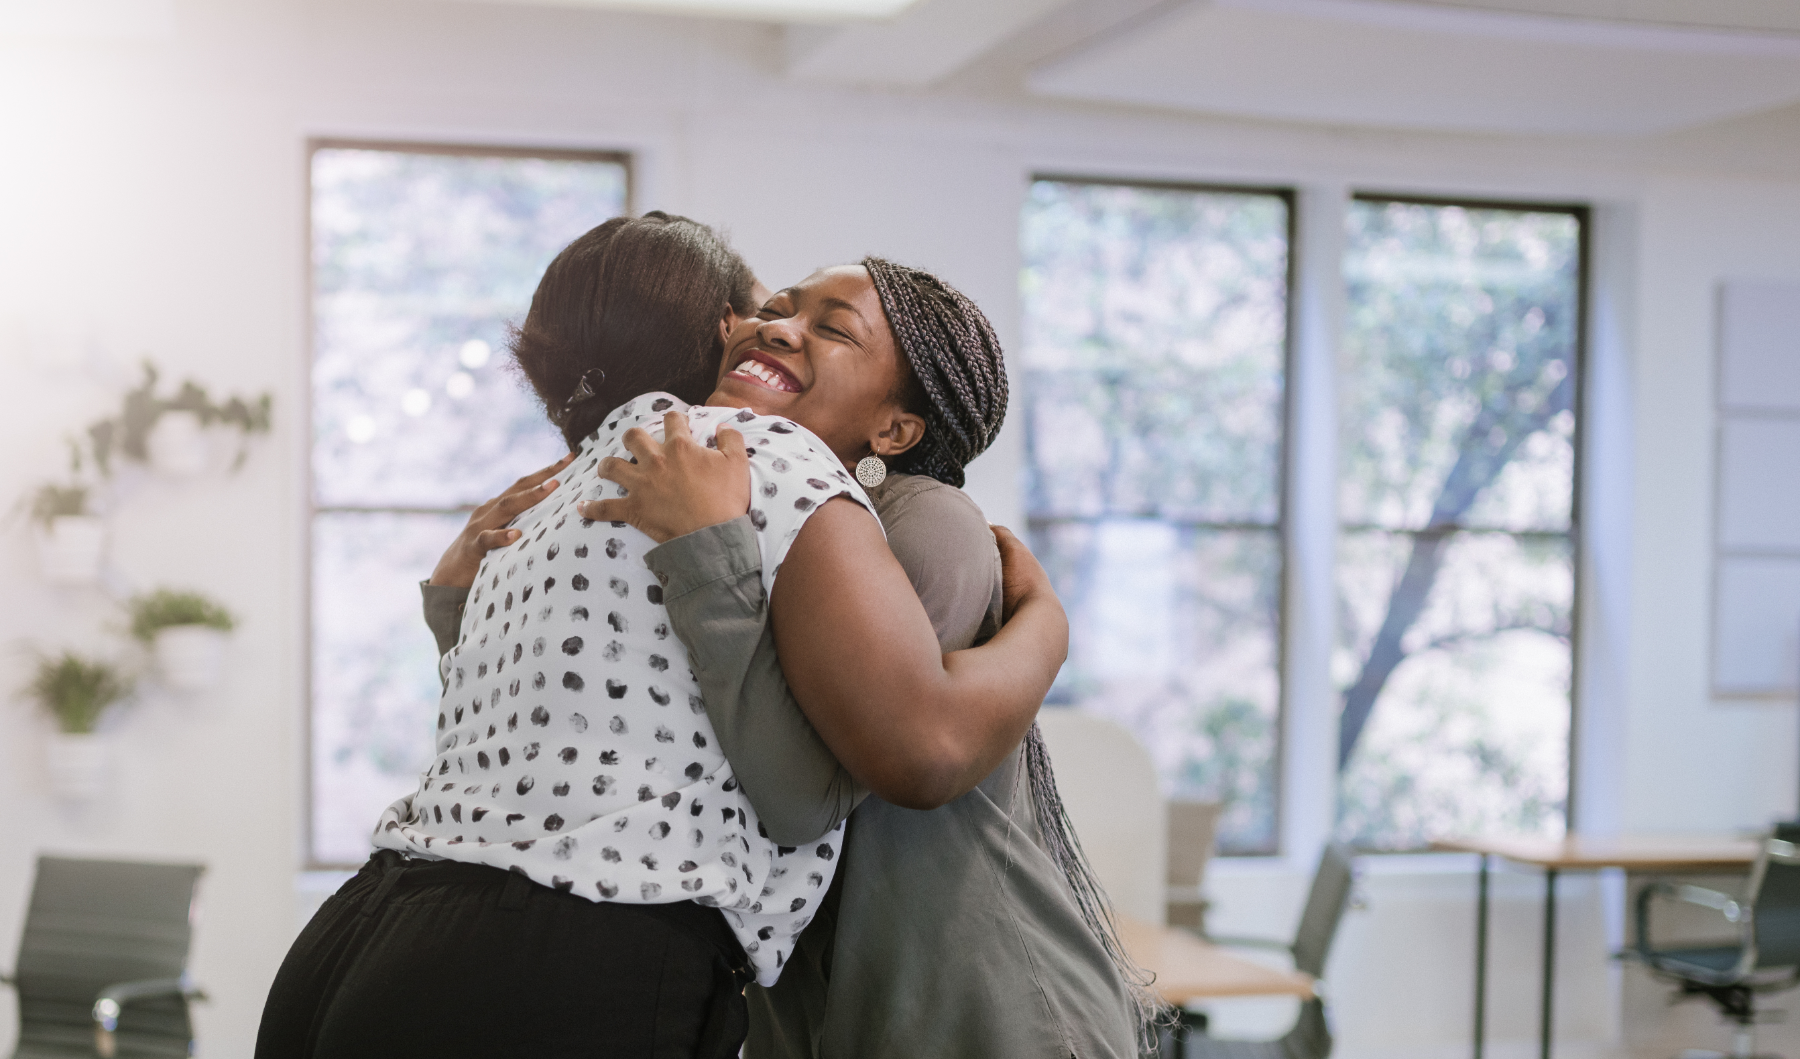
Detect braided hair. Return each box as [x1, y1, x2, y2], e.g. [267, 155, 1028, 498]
[861, 257, 1008, 488]
[863, 257, 1161, 1050]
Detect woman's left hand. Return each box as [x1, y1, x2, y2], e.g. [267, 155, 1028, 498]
[430, 453, 575, 587]
[577, 411, 750, 543]
[992, 525, 1060, 628]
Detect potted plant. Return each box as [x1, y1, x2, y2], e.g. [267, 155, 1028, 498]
[128, 588, 236, 691]
[146, 407, 210, 477]
[26, 482, 106, 585]
[23, 651, 133, 800]
[86, 362, 273, 477]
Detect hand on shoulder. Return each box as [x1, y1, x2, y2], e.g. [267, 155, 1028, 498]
[577, 411, 751, 543]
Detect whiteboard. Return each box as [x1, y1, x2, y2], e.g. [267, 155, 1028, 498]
[1720, 281, 1800, 412]
[1714, 557, 1800, 696]
[1718, 418, 1800, 551]
[1713, 279, 1800, 699]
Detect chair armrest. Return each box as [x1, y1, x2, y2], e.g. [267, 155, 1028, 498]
[93, 976, 207, 1058]
[1632, 882, 1744, 958]
[1202, 933, 1295, 956]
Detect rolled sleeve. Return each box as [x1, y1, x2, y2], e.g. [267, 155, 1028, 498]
[646, 516, 864, 846]
[644, 516, 765, 606]
[420, 581, 469, 659]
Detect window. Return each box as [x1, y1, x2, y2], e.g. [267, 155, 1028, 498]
[1335, 197, 1582, 850]
[1020, 179, 1291, 855]
[1019, 184, 1584, 857]
[308, 143, 629, 866]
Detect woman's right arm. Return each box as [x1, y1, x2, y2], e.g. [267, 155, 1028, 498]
[766, 498, 1064, 810]
[585, 416, 1067, 812]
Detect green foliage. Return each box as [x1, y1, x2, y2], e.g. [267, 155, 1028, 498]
[126, 588, 236, 643]
[1171, 696, 1278, 854]
[1333, 201, 1581, 842]
[1022, 181, 1290, 855]
[85, 361, 273, 476]
[1021, 180, 1288, 522]
[25, 483, 90, 528]
[23, 651, 133, 734]
[1340, 201, 1579, 530]
[1336, 668, 1565, 849]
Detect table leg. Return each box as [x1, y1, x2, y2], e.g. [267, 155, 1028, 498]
[1473, 853, 1489, 1059]
[1540, 868, 1558, 1059]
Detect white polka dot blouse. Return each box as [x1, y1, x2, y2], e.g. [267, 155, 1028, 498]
[373, 394, 877, 986]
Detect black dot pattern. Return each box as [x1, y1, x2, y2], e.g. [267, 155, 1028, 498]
[374, 393, 872, 986]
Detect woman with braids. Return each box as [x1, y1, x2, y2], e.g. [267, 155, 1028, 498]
[257, 215, 1077, 1059]
[576, 259, 1151, 1059]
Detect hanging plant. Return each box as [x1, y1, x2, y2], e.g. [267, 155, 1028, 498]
[24, 651, 133, 800]
[18, 478, 107, 586]
[126, 588, 237, 643]
[86, 361, 273, 475]
[25, 482, 91, 528]
[23, 650, 134, 735]
[128, 588, 236, 692]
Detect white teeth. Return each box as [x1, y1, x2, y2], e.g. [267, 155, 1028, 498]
[734, 360, 791, 391]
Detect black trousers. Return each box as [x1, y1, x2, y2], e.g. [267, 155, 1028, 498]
[256, 850, 751, 1059]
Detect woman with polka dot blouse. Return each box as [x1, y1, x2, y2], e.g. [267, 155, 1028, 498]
[255, 215, 1082, 1059]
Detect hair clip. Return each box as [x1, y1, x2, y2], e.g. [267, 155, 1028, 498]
[562, 368, 606, 415]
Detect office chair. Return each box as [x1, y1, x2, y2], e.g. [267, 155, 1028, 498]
[1035, 709, 1169, 923]
[1162, 842, 1355, 1059]
[1, 856, 207, 1058]
[1167, 800, 1223, 933]
[1628, 835, 1800, 1059]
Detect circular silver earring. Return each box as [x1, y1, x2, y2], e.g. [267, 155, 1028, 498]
[855, 455, 887, 488]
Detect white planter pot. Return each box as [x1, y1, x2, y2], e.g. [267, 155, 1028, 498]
[45, 732, 109, 801]
[37, 515, 106, 585]
[154, 625, 228, 691]
[147, 410, 210, 477]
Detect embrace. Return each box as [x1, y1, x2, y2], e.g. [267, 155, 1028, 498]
[258, 212, 1150, 1059]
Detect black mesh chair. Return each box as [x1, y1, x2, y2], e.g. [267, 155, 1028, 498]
[1162, 843, 1355, 1059]
[1627, 834, 1800, 1059]
[0, 856, 207, 1059]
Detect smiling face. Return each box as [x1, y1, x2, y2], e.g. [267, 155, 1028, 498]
[708, 265, 925, 468]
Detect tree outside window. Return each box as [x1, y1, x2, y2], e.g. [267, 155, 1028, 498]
[1020, 184, 1582, 856]
[1335, 198, 1581, 850]
[1020, 179, 1290, 854]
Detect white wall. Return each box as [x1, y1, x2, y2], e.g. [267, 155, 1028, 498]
[2, 2, 1798, 1055]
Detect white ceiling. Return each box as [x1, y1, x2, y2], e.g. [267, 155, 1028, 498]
[431, 0, 1800, 135]
[785, 0, 1073, 85]
[1407, 0, 1800, 34]
[1026, 0, 1800, 135]
[441, 0, 919, 25]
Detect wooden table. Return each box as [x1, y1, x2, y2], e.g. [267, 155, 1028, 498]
[1431, 835, 1760, 1059]
[1117, 917, 1314, 1004]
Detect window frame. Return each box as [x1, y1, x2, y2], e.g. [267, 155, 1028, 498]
[1022, 174, 1300, 857]
[1337, 191, 1591, 851]
[302, 138, 632, 869]
[1018, 180, 1593, 858]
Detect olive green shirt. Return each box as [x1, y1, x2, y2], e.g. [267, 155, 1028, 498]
[422, 473, 1134, 1059]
